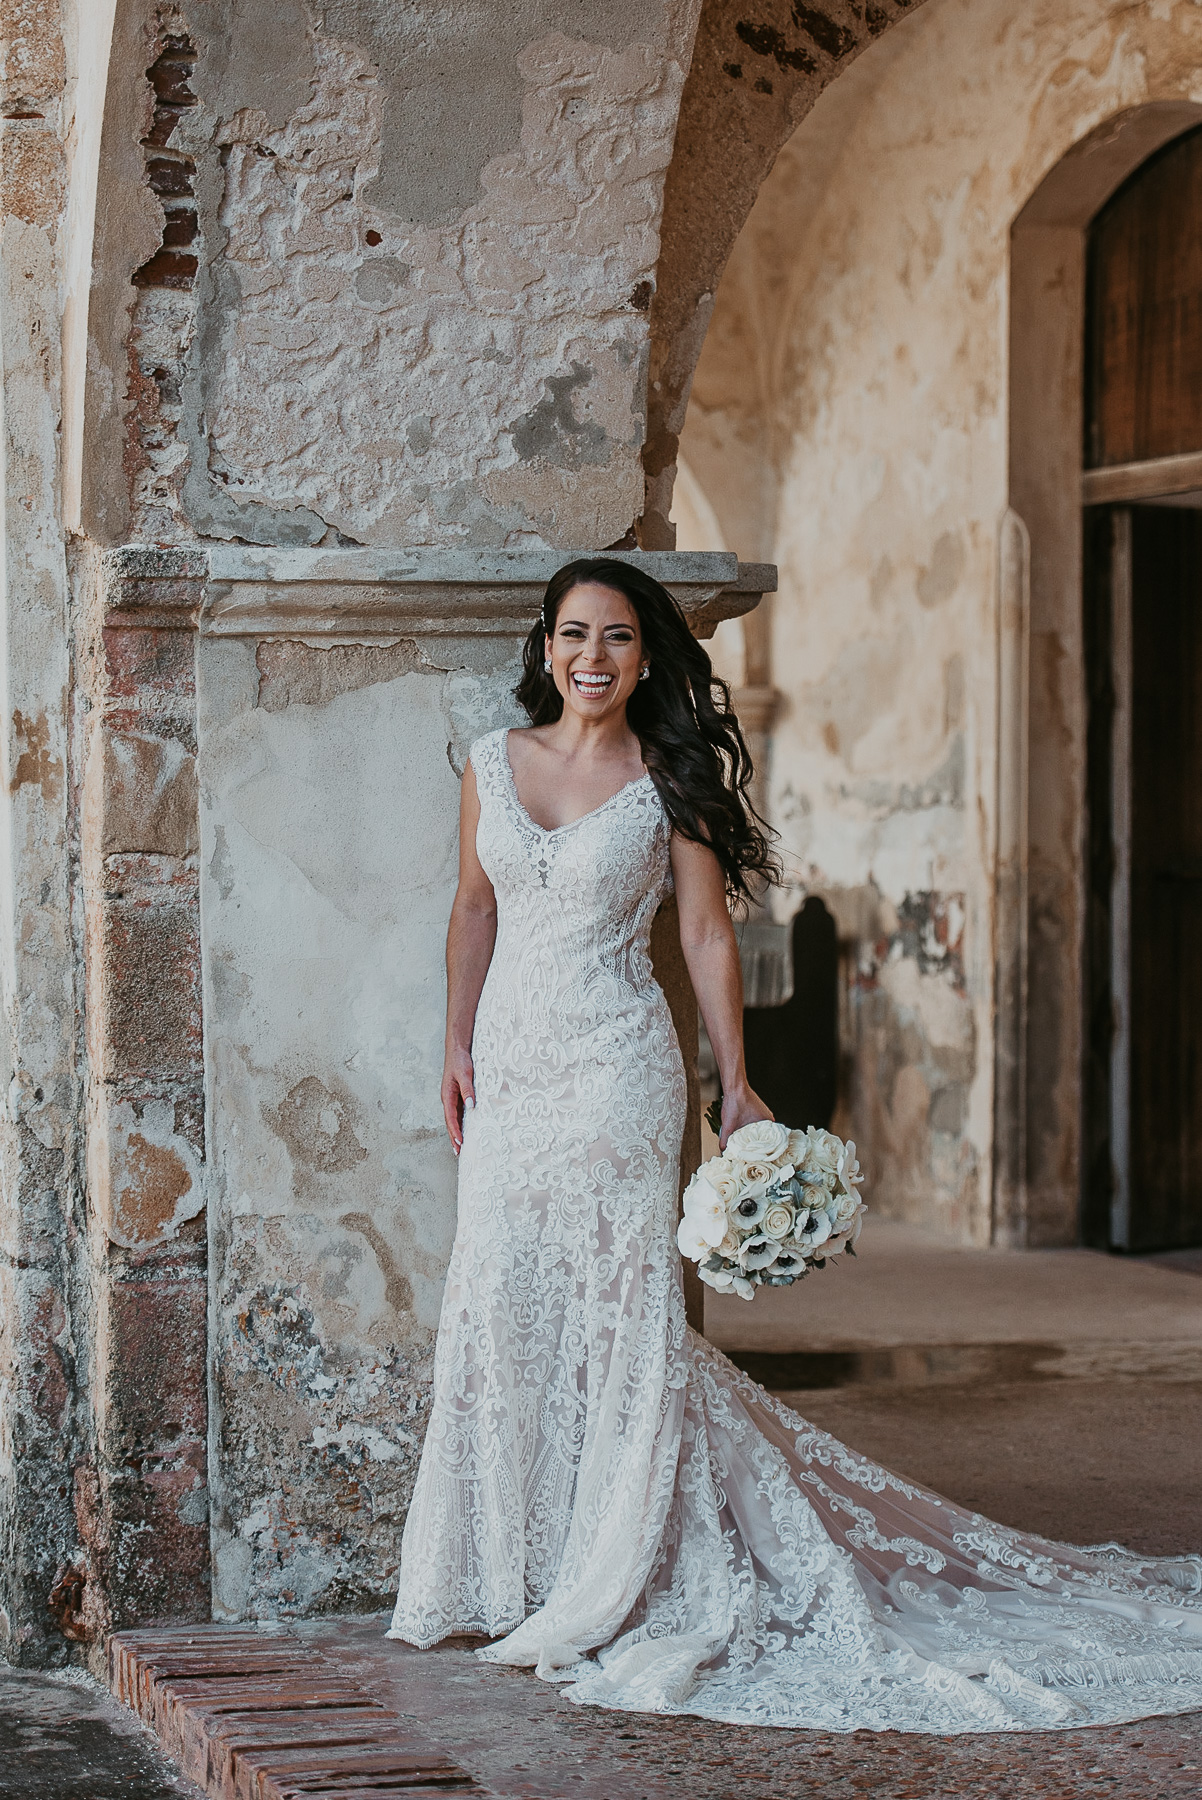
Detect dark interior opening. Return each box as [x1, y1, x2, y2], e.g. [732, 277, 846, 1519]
[743, 897, 838, 1131]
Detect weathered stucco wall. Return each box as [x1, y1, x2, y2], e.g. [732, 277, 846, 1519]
[192, 548, 761, 1619]
[0, 0, 90, 1665]
[199, 629, 520, 1616]
[85, 0, 705, 552]
[681, 0, 1202, 1243]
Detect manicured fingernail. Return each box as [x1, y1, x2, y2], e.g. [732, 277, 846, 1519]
[464, 1097, 475, 1109]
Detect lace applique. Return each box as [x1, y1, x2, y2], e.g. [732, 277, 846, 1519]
[388, 728, 1202, 1734]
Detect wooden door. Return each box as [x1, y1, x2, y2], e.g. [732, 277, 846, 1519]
[1083, 125, 1202, 1249]
[1086, 126, 1202, 468]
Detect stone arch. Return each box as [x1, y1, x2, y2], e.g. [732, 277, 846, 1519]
[664, 1, 1202, 1248]
[1007, 102, 1202, 1246]
[640, 0, 929, 548]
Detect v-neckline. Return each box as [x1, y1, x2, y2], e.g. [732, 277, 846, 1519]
[501, 729, 652, 838]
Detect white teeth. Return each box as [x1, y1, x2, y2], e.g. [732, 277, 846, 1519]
[573, 673, 612, 691]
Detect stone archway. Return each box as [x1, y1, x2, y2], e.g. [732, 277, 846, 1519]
[1007, 103, 1202, 1249]
[641, 0, 928, 548]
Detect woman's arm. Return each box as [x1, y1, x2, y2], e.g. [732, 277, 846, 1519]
[670, 832, 772, 1150]
[442, 762, 498, 1154]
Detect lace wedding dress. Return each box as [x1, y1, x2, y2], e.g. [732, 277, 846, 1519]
[387, 726, 1202, 1732]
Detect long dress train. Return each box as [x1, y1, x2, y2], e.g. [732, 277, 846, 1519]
[387, 727, 1202, 1734]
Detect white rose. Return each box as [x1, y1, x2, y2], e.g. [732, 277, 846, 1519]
[785, 1128, 809, 1166]
[827, 1188, 859, 1228]
[718, 1227, 741, 1258]
[730, 1158, 778, 1198]
[802, 1127, 842, 1178]
[697, 1156, 744, 1207]
[762, 1202, 794, 1239]
[726, 1120, 791, 1164]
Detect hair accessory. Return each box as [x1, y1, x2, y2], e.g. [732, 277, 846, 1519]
[639, 665, 650, 681]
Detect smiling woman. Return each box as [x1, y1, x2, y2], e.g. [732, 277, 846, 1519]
[387, 558, 1202, 1734]
[514, 557, 778, 897]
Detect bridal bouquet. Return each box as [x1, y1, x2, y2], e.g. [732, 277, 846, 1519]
[678, 1118, 866, 1301]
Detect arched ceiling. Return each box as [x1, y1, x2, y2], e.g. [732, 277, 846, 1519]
[641, 0, 928, 546]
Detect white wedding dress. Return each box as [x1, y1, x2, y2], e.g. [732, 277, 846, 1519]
[387, 726, 1202, 1733]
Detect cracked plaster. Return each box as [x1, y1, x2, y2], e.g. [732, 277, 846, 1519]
[199, 636, 523, 1615]
[96, 0, 705, 550]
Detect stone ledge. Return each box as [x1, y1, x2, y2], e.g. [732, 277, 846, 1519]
[101, 546, 775, 640]
[109, 1627, 483, 1800]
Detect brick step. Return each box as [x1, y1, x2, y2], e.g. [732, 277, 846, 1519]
[109, 1626, 486, 1800]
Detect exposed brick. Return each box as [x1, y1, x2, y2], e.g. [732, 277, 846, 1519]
[105, 1267, 207, 1455]
[101, 899, 202, 1082]
[103, 1450, 210, 1632]
[101, 729, 199, 856]
[109, 1629, 479, 1799]
[102, 627, 196, 703]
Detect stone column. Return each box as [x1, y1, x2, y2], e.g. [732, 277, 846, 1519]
[73, 546, 767, 1626]
[72, 548, 210, 1645]
[0, 3, 83, 1667]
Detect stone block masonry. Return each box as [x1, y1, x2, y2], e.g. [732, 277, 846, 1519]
[72, 546, 211, 1644]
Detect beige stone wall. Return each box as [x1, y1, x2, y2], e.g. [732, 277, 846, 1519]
[84, 0, 705, 553]
[681, 0, 1202, 1244]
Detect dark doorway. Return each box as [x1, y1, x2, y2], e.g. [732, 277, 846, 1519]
[743, 897, 838, 1131]
[1085, 506, 1202, 1250]
[1082, 125, 1202, 1251]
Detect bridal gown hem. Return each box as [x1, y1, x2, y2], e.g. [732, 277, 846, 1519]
[387, 727, 1202, 1735]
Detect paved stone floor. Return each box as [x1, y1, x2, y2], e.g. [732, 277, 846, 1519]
[12, 1225, 1202, 1799]
[0, 1663, 203, 1800]
[305, 1618, 1202, 1800]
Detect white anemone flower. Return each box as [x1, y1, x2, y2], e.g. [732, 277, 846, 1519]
[698, 1264, 757, 1301]
[793, 1207, 833, 1252]
[770, 1246, 808, 1280]
[739, 1234, 781, 1271]
[730, 1190, 770, 1229]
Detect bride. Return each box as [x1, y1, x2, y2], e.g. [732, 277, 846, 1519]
[388, 558, 1202, 1732]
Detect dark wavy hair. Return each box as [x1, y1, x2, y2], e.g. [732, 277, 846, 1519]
[515, 557, 780, 900]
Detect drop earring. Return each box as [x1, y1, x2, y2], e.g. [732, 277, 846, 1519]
[639, 665, 650, 681]
[544, 657, 552, 673]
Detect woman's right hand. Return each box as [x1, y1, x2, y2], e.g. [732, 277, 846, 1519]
[442, 1046, 476, 1155]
